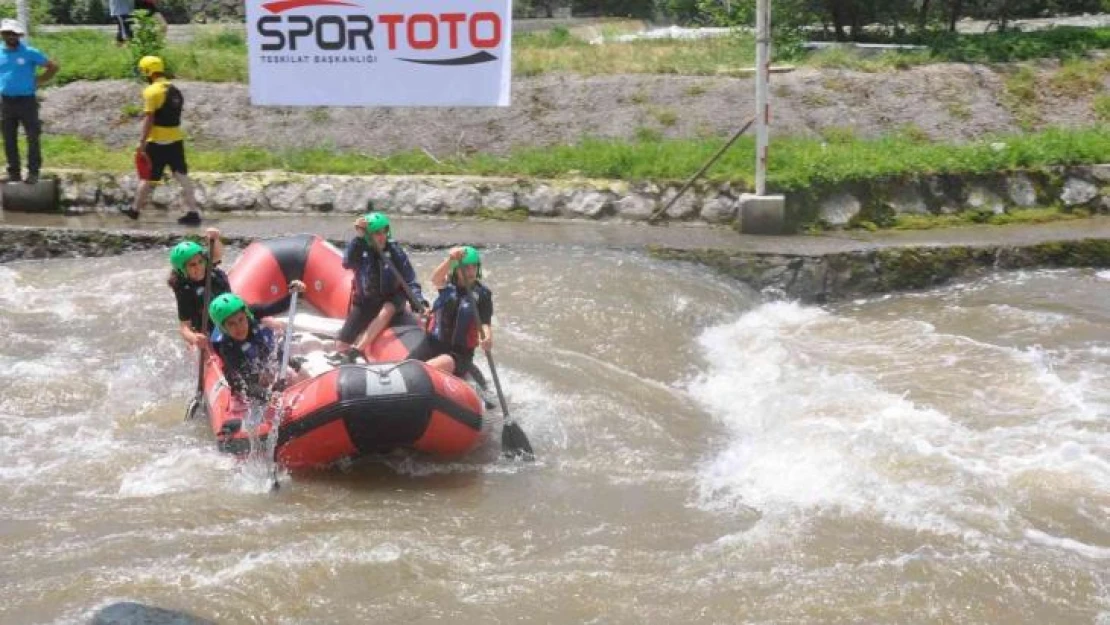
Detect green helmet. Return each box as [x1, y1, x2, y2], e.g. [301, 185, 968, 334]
[169, 240, 205, 275]
[365, 212, 391, 234]
[450, 246, 482, 278]
[208, 293, 252, 330]
[459, 246, 480, 266]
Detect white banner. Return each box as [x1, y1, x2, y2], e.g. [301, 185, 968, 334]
[245, 0, 512, 107]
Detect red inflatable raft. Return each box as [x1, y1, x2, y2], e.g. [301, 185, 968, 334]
[199, 234, 485, 468]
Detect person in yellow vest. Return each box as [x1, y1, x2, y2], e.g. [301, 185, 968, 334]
[121, 55, 202, 226]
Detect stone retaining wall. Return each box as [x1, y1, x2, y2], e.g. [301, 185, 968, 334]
[41, 165, 1110, 230]
[799, 164, 1110, 230]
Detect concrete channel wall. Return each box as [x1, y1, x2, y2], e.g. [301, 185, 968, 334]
[2, 223, 1107, 303]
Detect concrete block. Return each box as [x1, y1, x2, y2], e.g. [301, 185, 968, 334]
[738, 193, 786, 235]
[1, 178, 60, 212]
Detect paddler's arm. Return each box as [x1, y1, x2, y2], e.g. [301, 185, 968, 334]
[179, 319, 206, 349]
[430, 246, 465, 290]
[205, 227, 223, 266]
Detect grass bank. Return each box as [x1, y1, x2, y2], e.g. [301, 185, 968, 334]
[40, 125, 1110, 190]
[36, 25, 1110, 84]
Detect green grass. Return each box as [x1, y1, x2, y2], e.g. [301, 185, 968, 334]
[515, 31, 759, 76]
[892, 206, 1090, 230]
[926, 26, 1110, 64]
[1095, 94, 1110, 121]
[1048, 57, 1110, 96]
[1002, 65, 1041, 130]
[40, 28, 248, 85]
[804, 46, 935, 72]
[38, 125, 1110, 191]
[34, 25, 1110, 83]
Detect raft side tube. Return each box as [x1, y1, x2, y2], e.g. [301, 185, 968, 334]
[229, 235, 351, 316]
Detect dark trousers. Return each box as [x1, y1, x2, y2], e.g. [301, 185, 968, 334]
[1, 96, 41, 177]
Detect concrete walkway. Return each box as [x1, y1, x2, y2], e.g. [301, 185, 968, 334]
[3, 211, 1108, 256]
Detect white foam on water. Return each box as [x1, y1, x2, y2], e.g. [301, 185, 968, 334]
[1024, 529, 1110, 560]
[117, 448, 235, 498]
[1096, 270, 1110, 281]
[986, 303, 1071, 327]
[687, 300, 1110, 550]
[108, 535, 409, 592]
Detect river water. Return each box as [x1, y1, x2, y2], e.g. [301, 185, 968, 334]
[1, 247, 1107, 624]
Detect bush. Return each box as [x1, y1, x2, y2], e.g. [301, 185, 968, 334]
[928, 27, 1110, 63]
[128, 11, 167, 74]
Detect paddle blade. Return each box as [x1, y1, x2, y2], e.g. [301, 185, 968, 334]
[184, 394, 206, 422]
[134, 150, 152, 180]
[501, 421, 534, 461]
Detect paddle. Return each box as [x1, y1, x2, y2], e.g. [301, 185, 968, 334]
[485, 348, 534, 461]
[268, 288, 300, 491]
[134, 149, 152, 181]
[184, 232, 216, 421]
[374, 241, 426, 315]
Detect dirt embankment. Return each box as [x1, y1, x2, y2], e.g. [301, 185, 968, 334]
[41, 62, 1107, 158]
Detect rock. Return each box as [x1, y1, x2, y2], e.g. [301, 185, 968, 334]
[208, 179, 259, 210]
[565, 190, 612, 218]
[966, 184, 1006, 214]
[482, 190, 518, 213]
[97, 174, 127, 206]
[819, 192, 861, 226]
[102, 175, 138, 206]
[700, 195, 738, 223]
[59, 177, 99, 206]
[613, 193, 656, 221]
[925, 175, 964, 214]
[363, 178, 397, 213]
[303, 179, 338, 212]
[439, 183, 482, 214]
[263, 182, 306, 212]
[1006, 173, 1037, 207]
[150, 182, 180, 208]
[658, 187, 701, 220]
[521, 185, 563, 216]
[1088, 164, 1110, 183]
[886, 183, 928, 214]
[1060, 178, 1099, 206]
[90, 601, 216, 625]
[391, 179, 444, 214]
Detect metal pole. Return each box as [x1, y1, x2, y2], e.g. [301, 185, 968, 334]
[754, 0, 770, 195]
[16, 0, 30, 35]
[16, 0, 29, 33]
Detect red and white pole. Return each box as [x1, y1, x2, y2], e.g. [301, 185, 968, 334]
[754, 0, 771, 196]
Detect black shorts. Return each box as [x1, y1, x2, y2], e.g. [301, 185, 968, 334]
[408, 336, 473, 376]
[337, 293, 407, 344]
[143, 141, 187, 181]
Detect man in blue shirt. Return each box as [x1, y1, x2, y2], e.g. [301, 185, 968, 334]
[0, 19, 58, 184]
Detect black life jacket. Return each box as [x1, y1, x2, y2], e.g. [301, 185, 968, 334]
[175, 268, 231, 331]
[153, 83, 184, 128]
[216, 323, 276, 401]
[355, 242, 404, 300]
[428, 284, 487, 352]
